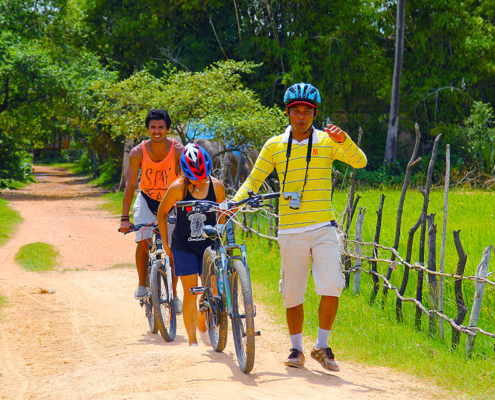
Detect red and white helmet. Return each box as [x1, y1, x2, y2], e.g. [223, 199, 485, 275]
[180, 143, 212, 180]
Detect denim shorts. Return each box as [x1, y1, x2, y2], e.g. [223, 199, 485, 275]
[171, 248, 203, 277]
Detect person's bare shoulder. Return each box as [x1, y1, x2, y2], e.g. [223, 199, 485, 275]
[211, 176, 225, 189]
[129, 142, 144, 166]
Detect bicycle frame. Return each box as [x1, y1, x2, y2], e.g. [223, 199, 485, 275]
[213, 218, 250, 319]
[149, 231, 173, 304]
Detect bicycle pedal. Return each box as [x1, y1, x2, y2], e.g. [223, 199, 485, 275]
[255, 331, 261, 336]
[190, 286, 205, 295]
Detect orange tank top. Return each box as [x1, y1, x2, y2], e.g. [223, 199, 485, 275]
[139, 139, 179, 201]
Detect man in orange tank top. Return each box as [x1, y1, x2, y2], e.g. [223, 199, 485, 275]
[119, 109, 184, 310]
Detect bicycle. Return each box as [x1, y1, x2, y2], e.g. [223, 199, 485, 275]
[120, 223, 177, 342]
[177, 190, 279, 373]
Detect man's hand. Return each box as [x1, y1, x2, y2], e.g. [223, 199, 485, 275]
[119, 220, 132, 233]
[324, 124, 346, 143]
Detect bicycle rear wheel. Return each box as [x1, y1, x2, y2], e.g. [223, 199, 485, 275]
[151, 259, 177, 342]
[202, 247, 227, 352]
[231, 260, 255, 373]
[146, 263, 158, 334]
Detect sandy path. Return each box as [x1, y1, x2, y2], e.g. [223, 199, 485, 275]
[0, 166, 447, 400]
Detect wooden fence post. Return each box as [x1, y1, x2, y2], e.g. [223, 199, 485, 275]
[370, 194, 385, 304]
[383, 123, 421, 304]
[427, 213, 438, 337]
[344, 195, 361, 289]
[452, 230, 468, 349]
[257, 210, 260, 234]
[415, 134, 442, 331]
[353, 207, 366, 295]
[439, 144, 450, 339]
[466, 246, 492, 357]
[248, 212, 253, 239]
[268, 199, 274, 249]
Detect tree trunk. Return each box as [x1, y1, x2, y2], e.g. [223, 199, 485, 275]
[384, 0, 406, 165]
[118, 137, 134, 192]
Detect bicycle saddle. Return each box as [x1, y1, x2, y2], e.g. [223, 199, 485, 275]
[201, 224, 225, 240]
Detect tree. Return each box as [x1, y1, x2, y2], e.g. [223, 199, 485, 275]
[384, 0, 406, 165]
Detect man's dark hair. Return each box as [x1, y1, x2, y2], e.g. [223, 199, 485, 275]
[145, 109, 171, 129]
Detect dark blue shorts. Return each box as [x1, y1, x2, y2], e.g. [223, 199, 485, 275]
[172, 248, 203, 277]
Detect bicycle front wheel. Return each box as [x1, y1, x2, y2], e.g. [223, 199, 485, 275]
[150, 260, 177, 342]
[202, 247, 228, 352]
[230, 260, 255, 373]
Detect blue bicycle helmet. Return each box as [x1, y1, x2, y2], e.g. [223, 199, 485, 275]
[180, 143, 212, 180]
[283, 83, 321, 109]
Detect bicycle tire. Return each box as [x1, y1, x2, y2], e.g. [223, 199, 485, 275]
[151, 259, 177, 342]
[202, 247, 228, 352]
[146, 263, 158, 334]
[231, 260, 255, 373]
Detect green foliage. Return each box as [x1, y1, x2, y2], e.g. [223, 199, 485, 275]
[0, 129, 33, 183]
[94, 60, 286, 148]
[0, 197, 22, 247]
[15, 242, 60, 272]
[464, 101, 495, 174]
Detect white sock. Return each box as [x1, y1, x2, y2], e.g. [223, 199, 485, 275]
[290, 333, 303, 351]
[315, 327, 331, 349]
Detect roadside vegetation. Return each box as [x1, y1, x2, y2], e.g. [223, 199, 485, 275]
[242, 187, 494, 400]
[0, 198, 22, 247]
[15, 242, 60, 272]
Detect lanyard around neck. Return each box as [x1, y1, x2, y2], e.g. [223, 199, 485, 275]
[281, 129, 313, 194]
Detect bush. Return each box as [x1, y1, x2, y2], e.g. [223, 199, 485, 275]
[0, 129, 33, 183]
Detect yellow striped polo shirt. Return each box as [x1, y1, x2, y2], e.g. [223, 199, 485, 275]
[233, 126, 367, 230]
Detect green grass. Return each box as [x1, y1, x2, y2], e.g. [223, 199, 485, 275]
[98, 191, 137, 221]
[15, 242, 60, 272]
[242, 187, 494, 400]
[43, 162, 78, 171]
[0, 294, 9, 309]
[0, 197, 23, 247]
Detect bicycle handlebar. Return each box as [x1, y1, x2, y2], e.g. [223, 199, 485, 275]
[176, 191, 280, 210]
[118, 222, 158, 234]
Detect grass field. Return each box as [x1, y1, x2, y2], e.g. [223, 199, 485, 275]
[243, 187, 494, 400]
[0, 197, 22, 248]
[15, 242, 60, 272]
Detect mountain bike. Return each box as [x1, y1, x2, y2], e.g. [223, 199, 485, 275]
[121, 223, 177, 342]
[177, 191, 279, 373]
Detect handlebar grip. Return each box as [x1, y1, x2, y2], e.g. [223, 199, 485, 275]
[261, 193, 280, 200]
[177, 200, 195, 207]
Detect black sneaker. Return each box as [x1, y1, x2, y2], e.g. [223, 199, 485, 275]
[284, 348, 305, 368]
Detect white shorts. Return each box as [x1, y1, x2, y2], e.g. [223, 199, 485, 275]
[132, 191, 174, 244]
[277, 225, 345, 308]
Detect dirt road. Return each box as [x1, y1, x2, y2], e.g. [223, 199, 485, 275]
[0, 166, 446, 399]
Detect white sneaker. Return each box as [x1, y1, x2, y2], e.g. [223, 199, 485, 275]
[198, 328, 211, 346]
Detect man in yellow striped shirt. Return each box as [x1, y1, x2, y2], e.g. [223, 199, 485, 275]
[233, 83, 367, 371]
